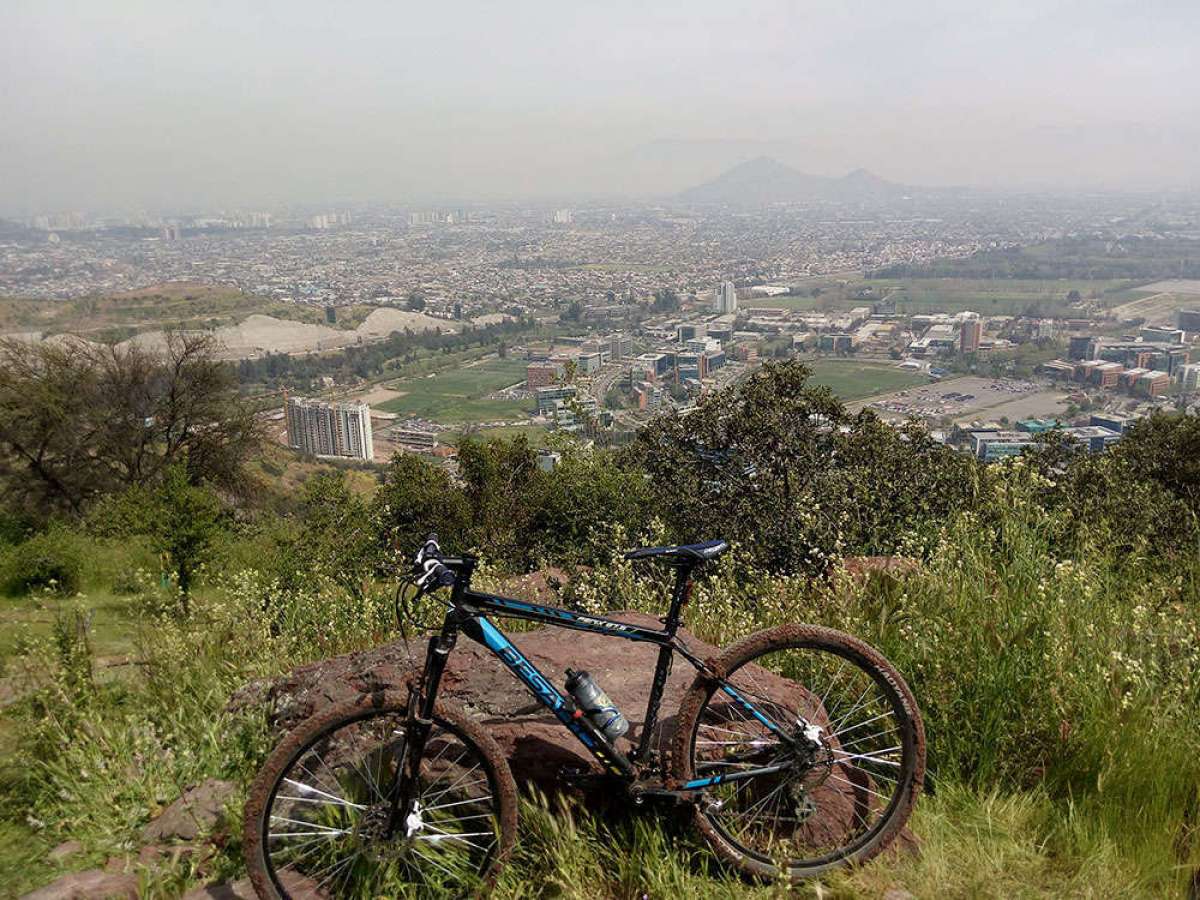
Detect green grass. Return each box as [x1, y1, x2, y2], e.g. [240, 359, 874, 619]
[379, 358, 531, 424]
[746, 277, 1131, 317]
[870, 278, 1128, 316]
[2, 455, 1197, 896]
[449, 424, 550, 446]
[801, 358, 933, 400]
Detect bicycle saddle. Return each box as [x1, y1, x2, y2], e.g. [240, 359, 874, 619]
[624, 539, 729, 564]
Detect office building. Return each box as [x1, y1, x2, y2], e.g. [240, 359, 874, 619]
[526, 362, 563, 390]
[1062, 426, 1122, 453]
[535, 385, 577, 415]
[1178, 309, 1200, 333]
[968, 430, 1037, 461]
[286, 398, 374, 461]
[714, 281, 739, 314]
[1178, 363, 1200, 391]
[578, 352, 603, 375]
[1068, 335, 1095, 360]
[1090, 413, 1137, 434]
[1141, 326, 1185, 344]
[608, 335, 633, 360]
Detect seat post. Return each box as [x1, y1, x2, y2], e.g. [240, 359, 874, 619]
[663, 562, 696, 634]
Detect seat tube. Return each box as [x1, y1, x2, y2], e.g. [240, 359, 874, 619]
[637, 564, 693, 760]
[663, 563, 694, 633]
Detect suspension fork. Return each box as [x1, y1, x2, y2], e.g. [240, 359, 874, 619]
[385, 617, 458, 838]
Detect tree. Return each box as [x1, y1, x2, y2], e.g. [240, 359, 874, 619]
[0, 333, 261, 517]
[624, 360, 979, 573]
[406, 292, 426, 311]
[294, 472, 380, 603]
[373, 454, 471, 557]
[456, 436, 543, 566]
[1114, 413, 1200, 515]
[652, 288, 680, 312]
[149, 465, 225, 614]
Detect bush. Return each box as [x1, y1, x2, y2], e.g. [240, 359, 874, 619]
[1, 526, 84, 596]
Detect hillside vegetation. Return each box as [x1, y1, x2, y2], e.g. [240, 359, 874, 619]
[0, 349, 1197, 897]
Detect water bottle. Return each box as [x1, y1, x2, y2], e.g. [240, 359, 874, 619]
[565, 668, 629, 741]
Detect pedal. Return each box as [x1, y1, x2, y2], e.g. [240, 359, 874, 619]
[628, 782, 695, 807]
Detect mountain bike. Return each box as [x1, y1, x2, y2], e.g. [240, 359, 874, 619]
[244, 535, 925, 897]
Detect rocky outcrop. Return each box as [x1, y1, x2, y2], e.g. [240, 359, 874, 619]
[181, 873, 321, 900]
[20, 870, 138, 900]
[234, 605, 917, 856]
[234, 611, 710, 788]
[141, 778, 236, 843]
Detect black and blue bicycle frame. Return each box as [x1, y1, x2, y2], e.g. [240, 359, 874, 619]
[408, 555, 796, 795]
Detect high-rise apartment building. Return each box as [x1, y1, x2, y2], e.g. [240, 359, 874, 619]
[286, 397, 374, 461]
[960, 318, 982, 354]
[714, 281, 738, 314]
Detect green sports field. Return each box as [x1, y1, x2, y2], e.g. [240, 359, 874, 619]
[801, 358, 933, 400]
[378, 357, 531, 423]
[748, 277, 1131, 317]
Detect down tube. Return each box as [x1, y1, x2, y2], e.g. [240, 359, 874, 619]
[465, 616, 631, 776]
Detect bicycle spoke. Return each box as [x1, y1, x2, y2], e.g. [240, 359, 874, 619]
[690, 638, 915, 871]
[260, 710, 502, 896]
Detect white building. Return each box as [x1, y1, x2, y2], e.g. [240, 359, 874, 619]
[1178, 363, 1200, 391]
[714, 280, 738, 314]
[286, 397, 374, 461]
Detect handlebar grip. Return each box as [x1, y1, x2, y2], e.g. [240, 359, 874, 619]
[431, 563, 456, 587]
[417, 557, 456, 590]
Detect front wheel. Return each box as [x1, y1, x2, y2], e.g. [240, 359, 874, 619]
[671, 624, 925, 883]
[244, 691, 517, 898]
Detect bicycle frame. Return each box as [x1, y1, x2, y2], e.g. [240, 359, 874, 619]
[404, 555, 796, 798]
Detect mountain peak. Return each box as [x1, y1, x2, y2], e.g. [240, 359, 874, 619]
[678, 158, 905, 204]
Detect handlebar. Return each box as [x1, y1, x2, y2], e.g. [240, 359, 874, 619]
[412, 533, 456, 591]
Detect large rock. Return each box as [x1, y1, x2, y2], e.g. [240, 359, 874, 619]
[236, 609, 917, 857]
[20, 869, 137, 900]
[141, 778, 236, 843]
[237, 611, 711, 787]
[182, 872, 321, 900]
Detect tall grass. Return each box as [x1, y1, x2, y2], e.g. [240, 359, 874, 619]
[3, 462, 1197, 896]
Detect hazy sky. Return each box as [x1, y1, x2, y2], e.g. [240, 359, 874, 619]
[3, 0, 1199, 213]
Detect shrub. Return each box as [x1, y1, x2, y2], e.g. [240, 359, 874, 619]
[1, 526, 84, 596]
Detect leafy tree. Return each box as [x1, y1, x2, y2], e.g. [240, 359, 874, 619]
[0, 333, 260, 517]
[406, 292, 426, 311]
[530, 446, 653, 563]
[294, 472, 380, 603]
[373, 454, 471, 558]
[457, 437, 543, 566]
[652, 288, 680, 312]
[144, 465, 226, 613]
[1114, 413, 1200, 516]
[625, 360, 979, 573]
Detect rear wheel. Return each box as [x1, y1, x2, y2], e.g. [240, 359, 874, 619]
[245, 692, 517, 898]
[672, 624, 924, 882]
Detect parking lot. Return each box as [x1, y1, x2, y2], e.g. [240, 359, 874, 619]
[850, 376, 1070, 424]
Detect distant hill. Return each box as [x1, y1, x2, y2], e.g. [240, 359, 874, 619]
[677, 156, 909, 204]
